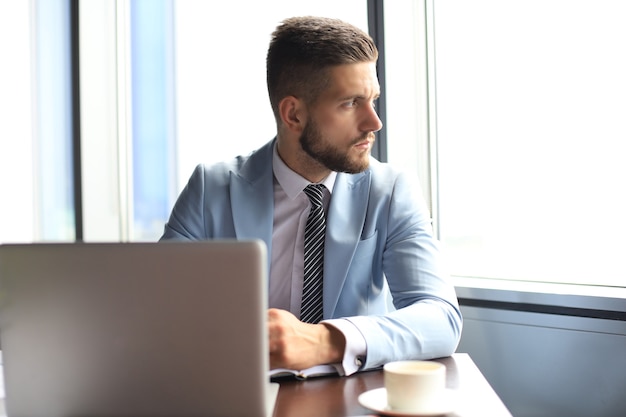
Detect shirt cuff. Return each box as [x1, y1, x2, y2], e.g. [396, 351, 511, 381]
[321, 318, 367, 376]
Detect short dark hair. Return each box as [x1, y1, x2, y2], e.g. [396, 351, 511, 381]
[266, 16, 378, 122]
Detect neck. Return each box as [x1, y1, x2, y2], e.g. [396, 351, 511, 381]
[276, 135, 331, 183]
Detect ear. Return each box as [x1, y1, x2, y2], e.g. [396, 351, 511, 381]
[278, 96, 306, 134]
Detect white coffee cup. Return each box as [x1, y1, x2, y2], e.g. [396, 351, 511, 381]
[384, 360, 446, 412]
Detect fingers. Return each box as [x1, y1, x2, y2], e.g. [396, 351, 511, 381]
[267, 308, 329, 370]
[267, 309, 292, 369]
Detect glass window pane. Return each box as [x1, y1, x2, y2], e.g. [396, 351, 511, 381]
[0, 2, 35, 243]
[384, 0, 433, 211]
[79, 0, 123, 242]
[35, 0, 75, 241]
[434, 0, 626, 287]
[0, 0, 74, 243]
[130, 0, 177, 240]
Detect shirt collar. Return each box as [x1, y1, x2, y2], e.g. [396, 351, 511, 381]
[272, 142, 337, 200]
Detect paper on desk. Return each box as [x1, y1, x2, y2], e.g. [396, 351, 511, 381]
[269, 364, 338, 379]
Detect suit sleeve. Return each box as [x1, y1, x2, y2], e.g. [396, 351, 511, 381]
[345, 170, 463, 370]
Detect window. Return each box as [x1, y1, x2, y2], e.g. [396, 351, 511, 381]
[0, 0, 75, 243]
[432, 0, 626, 288]
[384, 0, 435, 212]
[10, 1, 622, 292]
[0, 1, 33, 243]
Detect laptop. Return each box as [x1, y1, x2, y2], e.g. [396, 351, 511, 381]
[0, 240, 278, 417]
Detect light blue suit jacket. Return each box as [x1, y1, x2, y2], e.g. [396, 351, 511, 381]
[161, 139, 462, 370]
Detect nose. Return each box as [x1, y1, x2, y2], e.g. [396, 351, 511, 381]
[361, 101, 383, 133]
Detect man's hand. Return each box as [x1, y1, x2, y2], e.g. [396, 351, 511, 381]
[267, 308, 346, 370]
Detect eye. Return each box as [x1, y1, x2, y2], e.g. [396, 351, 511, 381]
[343, 99, 358, 108]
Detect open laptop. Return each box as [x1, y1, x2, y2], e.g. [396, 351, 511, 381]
[0, 240, 278, 417]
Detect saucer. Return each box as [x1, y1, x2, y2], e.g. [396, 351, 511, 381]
[358, 387, 456, 416]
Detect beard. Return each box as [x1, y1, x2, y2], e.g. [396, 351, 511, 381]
[299, 119, 372, 174]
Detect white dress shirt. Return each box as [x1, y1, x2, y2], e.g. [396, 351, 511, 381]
[269, 144, 366, 376]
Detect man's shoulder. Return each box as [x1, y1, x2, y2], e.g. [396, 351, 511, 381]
[334, 159, 408, 194]
[366, 158, 408, 183]
[363, 158, 421, 198]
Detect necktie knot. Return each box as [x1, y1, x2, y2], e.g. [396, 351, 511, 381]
[303, 184, 325, 208]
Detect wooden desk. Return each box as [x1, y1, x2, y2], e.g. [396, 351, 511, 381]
[272, 353, 512, 417]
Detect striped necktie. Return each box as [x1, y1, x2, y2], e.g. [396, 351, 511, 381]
[300, 184, 326, 324]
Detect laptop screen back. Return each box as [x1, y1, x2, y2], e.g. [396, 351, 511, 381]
[0, 240, 271, 417]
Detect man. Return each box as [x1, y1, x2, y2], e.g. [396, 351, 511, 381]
[160, 16, 462, 376]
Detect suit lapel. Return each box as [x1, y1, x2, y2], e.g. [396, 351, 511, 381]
[324, 170, 371, 317]
[230, 141, 275, 267]
[228, 138, 371, 313]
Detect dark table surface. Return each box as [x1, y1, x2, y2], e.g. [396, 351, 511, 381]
[272, 353, 513, 417]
